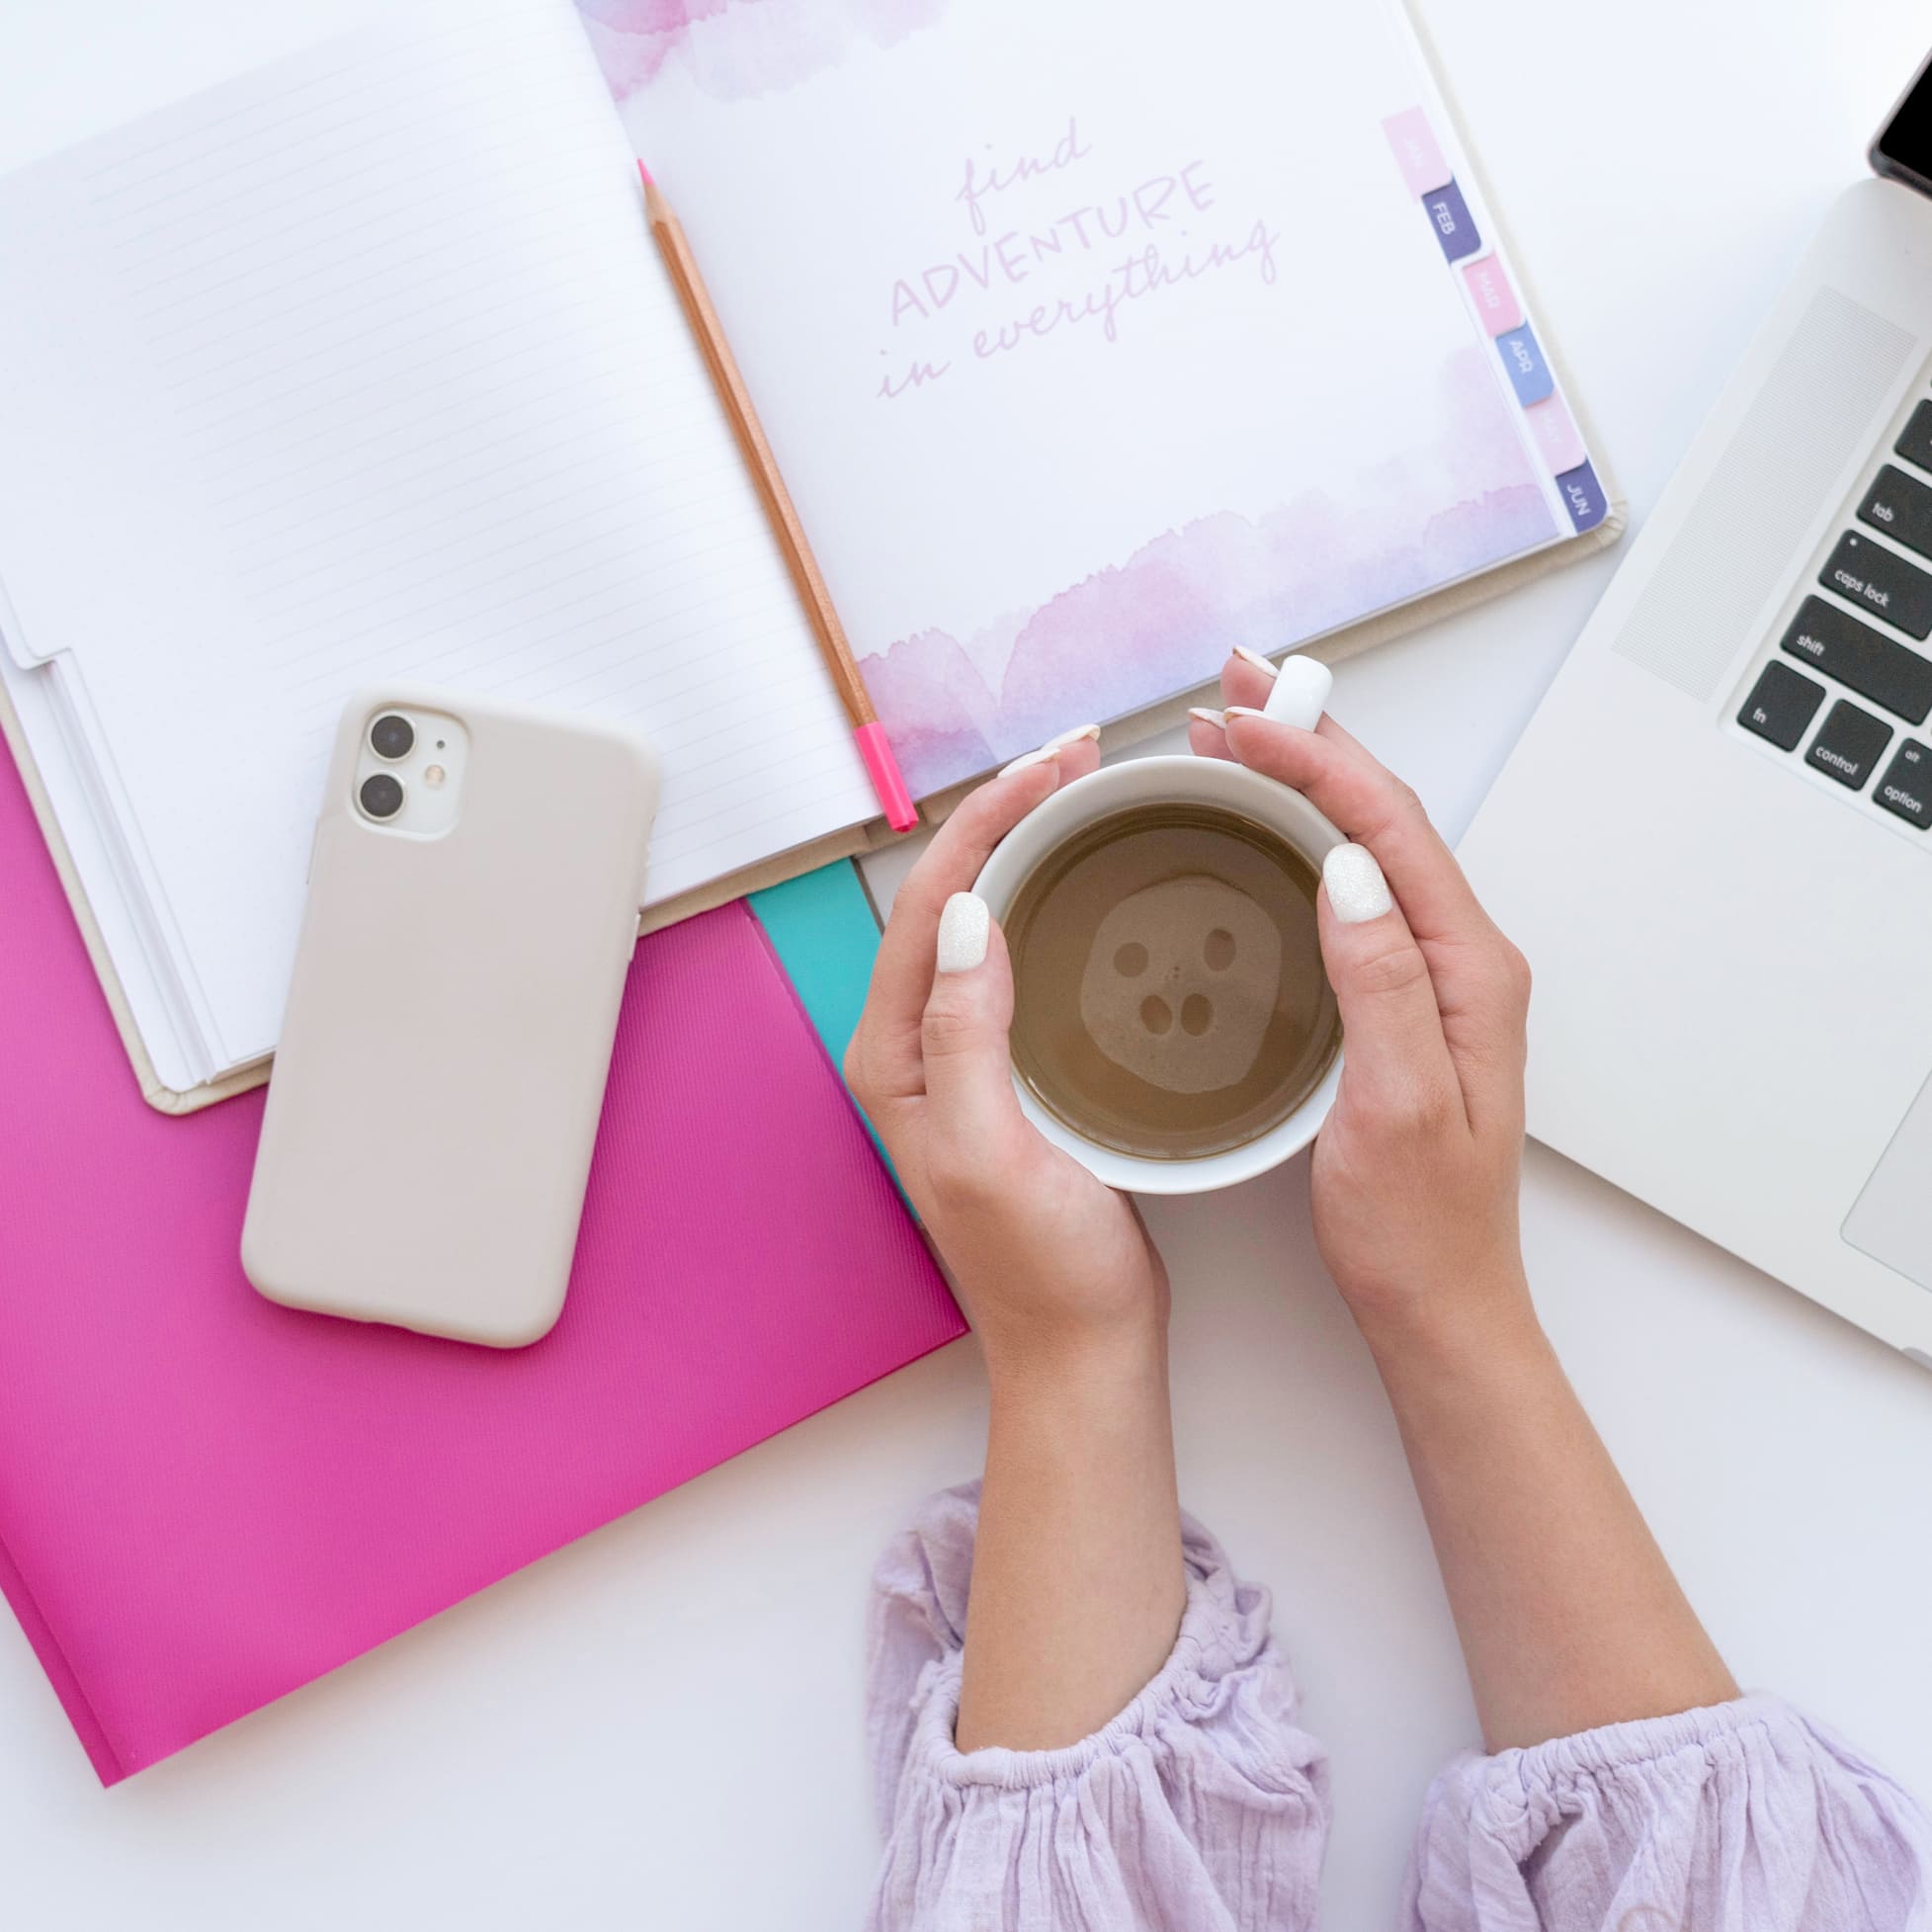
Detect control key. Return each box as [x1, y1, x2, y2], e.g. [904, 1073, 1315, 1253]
[1806, 699, 1892, 790]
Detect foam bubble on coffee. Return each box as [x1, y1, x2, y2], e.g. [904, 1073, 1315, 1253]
[1077, 875, 1283, 1094]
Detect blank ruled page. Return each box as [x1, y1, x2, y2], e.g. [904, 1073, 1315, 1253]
[0, 0, 878, 1070]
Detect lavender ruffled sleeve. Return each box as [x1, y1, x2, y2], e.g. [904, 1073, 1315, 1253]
[864, 1488, 1930, 1930]
[1404, 1693, 1932, 1931]
[863, 1483, 1329, 1932]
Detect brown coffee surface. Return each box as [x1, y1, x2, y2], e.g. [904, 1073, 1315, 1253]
[1005, 802, 1340, 1160]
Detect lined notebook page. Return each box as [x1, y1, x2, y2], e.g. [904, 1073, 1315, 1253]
[0, 0, 878, 1072]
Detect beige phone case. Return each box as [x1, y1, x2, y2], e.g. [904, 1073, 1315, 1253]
[241, 686, 659, 1348]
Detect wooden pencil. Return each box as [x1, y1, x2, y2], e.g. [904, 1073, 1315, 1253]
[638, 160, 917, 833]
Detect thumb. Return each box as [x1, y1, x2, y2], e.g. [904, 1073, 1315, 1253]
[920, 892, 1030, 1162]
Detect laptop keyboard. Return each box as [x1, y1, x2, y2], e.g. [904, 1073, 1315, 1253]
[1734, 393, 1932, 833]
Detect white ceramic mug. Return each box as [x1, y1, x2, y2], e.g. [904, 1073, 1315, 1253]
[972, 752, 1346, 1195]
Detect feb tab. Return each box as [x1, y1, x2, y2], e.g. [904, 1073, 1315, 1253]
[1422, 179, 1480, 263]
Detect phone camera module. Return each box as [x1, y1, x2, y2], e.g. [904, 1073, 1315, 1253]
[370, 714, 415, 760]
[359, 773, 404, 820]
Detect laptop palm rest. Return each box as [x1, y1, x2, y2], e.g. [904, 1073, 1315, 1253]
[1845, 1067, 1932, 1291]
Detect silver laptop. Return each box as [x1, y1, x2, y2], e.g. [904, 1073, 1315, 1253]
[1460, 52, 1932, 1368]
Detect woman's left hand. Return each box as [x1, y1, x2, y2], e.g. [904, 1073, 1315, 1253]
[844, 733, 1168, 1376]
[849, 732, 1187, 1751]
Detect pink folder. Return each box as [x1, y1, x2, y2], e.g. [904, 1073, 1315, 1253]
[0, 750, 963, 1784]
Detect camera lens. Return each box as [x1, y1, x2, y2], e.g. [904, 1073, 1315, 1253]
[370, 714, 414, 760]
[359, 773, 404, 820]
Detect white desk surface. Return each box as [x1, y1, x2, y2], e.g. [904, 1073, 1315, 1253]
[4, 2, 1931, 1925]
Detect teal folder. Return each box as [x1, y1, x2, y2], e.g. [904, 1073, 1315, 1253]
[748, 860, 902, 1190]
[748, 860, 880, 1070]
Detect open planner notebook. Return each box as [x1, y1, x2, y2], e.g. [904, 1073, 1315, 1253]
[0, 0, 1620, 1108]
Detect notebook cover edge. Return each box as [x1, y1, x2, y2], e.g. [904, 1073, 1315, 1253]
[0, 1523, 125, 1787]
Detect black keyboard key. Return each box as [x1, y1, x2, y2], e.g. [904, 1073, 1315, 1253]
[1875, 739, 1932, 829]
[1897, 400, 1932, 474]
[1858, 464, 1932, 559]
[1779, 596, 1932, 724]
[1819, 531, 1932, 639]
[1737, 660, 1825, 750]
[1806, 700, 1892, 789]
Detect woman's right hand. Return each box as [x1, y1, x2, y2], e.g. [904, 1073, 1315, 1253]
[1189, 653, 1535, 1349]
[1197, 653, 1743, 1753]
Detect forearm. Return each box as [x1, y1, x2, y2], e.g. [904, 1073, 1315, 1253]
[1360, 1278, 1737, 1752]
[955, 1317, 1188, 1752]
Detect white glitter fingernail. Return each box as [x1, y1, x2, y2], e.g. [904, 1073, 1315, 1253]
[1043, 722, 1101, 750]
[1232, 644, 1280, 680]
[1323, 844, 1393, 924]
[998, 744, 1058, 778]
[1188, 707, 1227, 728]
[936, 892, 990, 972]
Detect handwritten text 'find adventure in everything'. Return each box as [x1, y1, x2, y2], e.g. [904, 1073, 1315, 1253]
[879, 118, 1282, 400]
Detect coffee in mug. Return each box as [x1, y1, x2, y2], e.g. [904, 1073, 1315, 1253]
[1003, 799, 1341, 1162]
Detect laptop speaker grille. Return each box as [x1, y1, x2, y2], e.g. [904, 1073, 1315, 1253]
[1612, 287, 1915, 701]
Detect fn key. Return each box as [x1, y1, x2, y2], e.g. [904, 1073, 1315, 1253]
[1737, 660, 1824, 750]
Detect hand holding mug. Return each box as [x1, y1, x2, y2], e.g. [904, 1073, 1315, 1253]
[843, 730, 1170, 1374]
[850, 651, 1537, 1360]
[1190, 651, 1536, 1345]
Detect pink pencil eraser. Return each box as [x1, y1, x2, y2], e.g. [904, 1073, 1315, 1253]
[1462, 255, 1523, 336]
[1382, 108, 1451, 198]
[856, 721, 918, 832]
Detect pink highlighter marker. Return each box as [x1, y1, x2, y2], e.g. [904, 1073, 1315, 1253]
[855, 721, 918, 831]
[637, 158, 919, 834]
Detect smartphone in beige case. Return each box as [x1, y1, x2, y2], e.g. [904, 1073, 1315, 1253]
[242, 686, 659, 1348]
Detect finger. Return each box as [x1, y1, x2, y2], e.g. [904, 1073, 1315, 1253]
[1219, 711, 1495, 956]
[1187, 707, 1235, 762]
[1218, 645, 1278, 712]
[848, 728, 1102, 1105]
[1192, 644, 1306, 760]
[1316, 843, 1463, 1133]
[1221, 712, 1531, 1114]
[919, 893, 1030, 1178]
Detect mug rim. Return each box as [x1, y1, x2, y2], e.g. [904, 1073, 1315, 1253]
[971, 755, 1345, 1195]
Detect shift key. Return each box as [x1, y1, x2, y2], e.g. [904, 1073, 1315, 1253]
[1779, 596, 1932, 724]
[1858, 464, 1932, 559]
